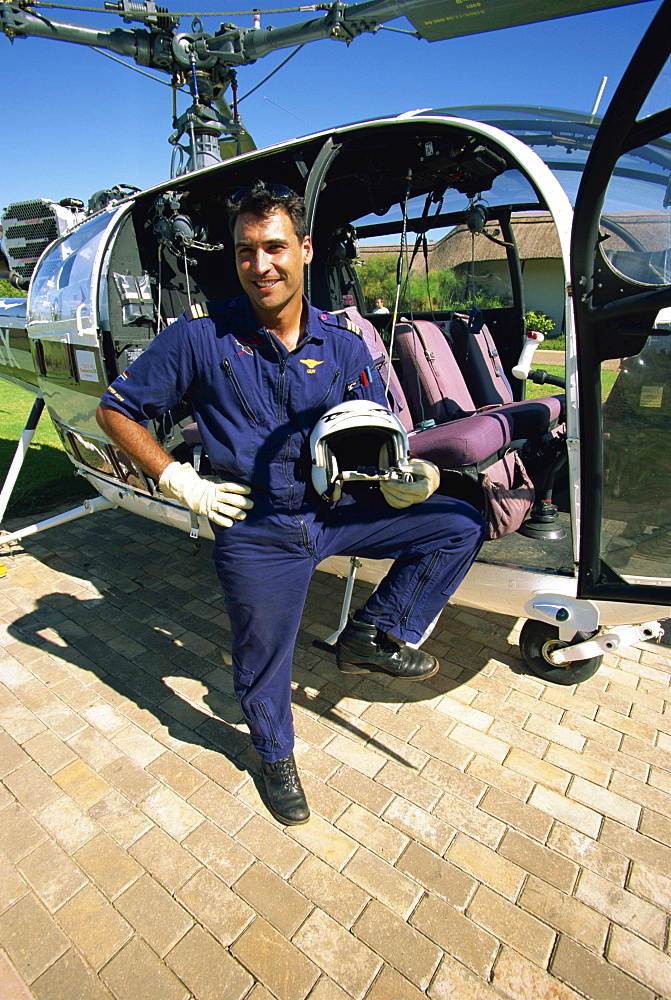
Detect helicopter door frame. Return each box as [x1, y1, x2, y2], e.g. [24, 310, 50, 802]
[571, 0, 671, 605]
[303, 136, 343, 301]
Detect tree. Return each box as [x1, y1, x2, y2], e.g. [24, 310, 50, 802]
[358, 252, 510, 312]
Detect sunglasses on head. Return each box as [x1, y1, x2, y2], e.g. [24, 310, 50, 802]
[229, 183, 298, 203]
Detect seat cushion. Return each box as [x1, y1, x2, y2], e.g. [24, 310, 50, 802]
[408, 395, 563, 468]
[449, 312, 514, 407]
[395, 320, 475, 425]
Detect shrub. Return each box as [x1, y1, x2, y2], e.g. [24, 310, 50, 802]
[525, 310, 556, 336]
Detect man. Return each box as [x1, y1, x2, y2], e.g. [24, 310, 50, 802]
[372, 297, 389, 314]
[96, 181, 486, 826]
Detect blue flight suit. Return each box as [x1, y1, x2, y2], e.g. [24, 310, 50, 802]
[100, 296, 486, 762]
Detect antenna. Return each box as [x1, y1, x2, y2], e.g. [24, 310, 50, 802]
[590, 76, 608, 119]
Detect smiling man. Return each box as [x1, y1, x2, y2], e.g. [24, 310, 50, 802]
[232, 192, 312, 350]
[96, 181, 486, 826]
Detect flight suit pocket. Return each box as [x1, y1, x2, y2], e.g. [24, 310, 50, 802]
[222, 356, 263, 425]
[287, 362, 341, 424]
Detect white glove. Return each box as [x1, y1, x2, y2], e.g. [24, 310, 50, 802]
[380, 458, 440, 509]
[158, 462, 253, 528]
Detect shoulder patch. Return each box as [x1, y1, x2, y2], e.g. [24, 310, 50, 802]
[185, 302, 209, 321]
[319, 312, 362, 337]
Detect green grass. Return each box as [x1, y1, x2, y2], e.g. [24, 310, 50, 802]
[0, 381, 95, 519]
[0, 280, 27, 299]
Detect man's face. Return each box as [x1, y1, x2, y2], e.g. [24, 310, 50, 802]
[234, 208, 313, 321]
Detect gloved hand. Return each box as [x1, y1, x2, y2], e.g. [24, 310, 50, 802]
[158, 462, 253, 528]
[380, 458, 440, 509]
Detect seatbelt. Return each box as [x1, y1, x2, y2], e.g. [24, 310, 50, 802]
[467, 306, 506, 382]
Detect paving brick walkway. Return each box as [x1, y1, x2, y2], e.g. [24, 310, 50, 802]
[0, 505, 670, 1000]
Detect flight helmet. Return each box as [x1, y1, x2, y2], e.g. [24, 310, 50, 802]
[310, 399, 411, 502]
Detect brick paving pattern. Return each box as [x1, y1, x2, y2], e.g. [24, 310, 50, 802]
[0, 505, 670, 1000]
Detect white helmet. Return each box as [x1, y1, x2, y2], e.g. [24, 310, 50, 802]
[310, 399, 411, 502]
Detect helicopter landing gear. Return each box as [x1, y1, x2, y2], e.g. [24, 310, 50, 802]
[519, 619, 603, 685]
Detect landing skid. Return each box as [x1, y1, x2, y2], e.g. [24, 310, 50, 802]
[0, 495, 117, 547]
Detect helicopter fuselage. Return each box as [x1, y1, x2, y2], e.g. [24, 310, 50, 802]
[1, 106, 670, 679]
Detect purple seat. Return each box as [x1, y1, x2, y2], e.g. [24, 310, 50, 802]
[182, 423, 202, 447]
[448, 311, 514, 407]
[394, 319, 474, 424]
[407, 399, 562, 468]
[341, 310, 564, 473]
[343, 307, 413, 432]
[392, 318, 564, 465]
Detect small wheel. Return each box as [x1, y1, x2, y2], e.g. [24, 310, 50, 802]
[519, 619, 603, 685]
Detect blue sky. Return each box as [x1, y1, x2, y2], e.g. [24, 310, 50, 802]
[0, 0, 666, 209]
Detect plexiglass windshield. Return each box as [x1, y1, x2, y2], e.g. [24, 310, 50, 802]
[597, 124, 671, 581]
[438, 105, 671, 213]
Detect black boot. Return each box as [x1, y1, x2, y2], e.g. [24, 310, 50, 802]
[336, 615, 439, 681]
[261, 753, 310, 826]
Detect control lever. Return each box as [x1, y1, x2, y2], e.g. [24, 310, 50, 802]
[512, 331, 544, 380]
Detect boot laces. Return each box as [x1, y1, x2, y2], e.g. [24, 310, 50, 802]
[273, 756, 300, 789]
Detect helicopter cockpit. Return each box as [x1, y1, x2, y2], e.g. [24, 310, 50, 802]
[20, 113, 577, 573]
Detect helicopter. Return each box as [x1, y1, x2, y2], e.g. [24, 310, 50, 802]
[0, 0, 670, 686]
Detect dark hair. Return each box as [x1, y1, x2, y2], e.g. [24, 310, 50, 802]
[227, 180, 308, 241]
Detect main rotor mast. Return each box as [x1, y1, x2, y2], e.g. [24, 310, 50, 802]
[1, 0, 649, 172]
[0, 0, 409, 171]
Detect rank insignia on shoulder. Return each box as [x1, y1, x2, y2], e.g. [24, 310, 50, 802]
[186, 302, 209, 321]
[320, 312, 362, 337]
[342, 315, 362, 337]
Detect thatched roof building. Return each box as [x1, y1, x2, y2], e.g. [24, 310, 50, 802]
[428, 213, 561, 269]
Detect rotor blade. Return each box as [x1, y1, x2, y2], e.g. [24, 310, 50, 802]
[347, 0, 652, 42]
[239, 0, 651, 61]
[1, 0, 653, 79]
[0, 5, 153, 62]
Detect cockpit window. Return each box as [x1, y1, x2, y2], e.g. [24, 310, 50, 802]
[441, 106, 671, 215]
[599, 136, 671, 287]
[353, 168, 539, 232]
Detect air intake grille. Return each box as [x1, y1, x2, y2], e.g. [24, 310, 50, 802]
[1, 199, 79, 281]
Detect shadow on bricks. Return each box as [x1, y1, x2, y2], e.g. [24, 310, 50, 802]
[4, 508, 520, 779]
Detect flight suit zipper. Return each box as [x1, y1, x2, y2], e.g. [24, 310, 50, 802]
[400, 551, 440, 630]
[259, 702, 280, 749]
[295, 512, 316, 558]
[314, 368, 341, 408]
[223, 358, 258, 424]
[276, 357, 296, 508]
[278, 357, 288, 419]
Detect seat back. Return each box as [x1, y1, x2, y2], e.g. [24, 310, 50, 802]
[448, 311, 514, 407]
[343, 307, 414, 432]
[341, 310, 562, 476]
[394, 319, 475, 427]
